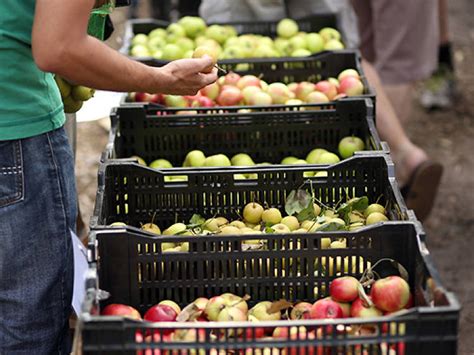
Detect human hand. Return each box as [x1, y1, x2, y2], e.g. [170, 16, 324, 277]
[156, 57, 218, 95]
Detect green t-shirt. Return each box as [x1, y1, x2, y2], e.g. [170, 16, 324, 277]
[0, 0, 65, 141]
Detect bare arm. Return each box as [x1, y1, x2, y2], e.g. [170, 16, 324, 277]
[32, 0, 217, 95]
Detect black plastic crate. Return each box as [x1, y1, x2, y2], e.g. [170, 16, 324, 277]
[91, 154, 407, 233]
[120, 50, 374, 108]
[77, 222, 459, 354]
[102, 99, 384, 168]
[121, 14, 345, 66]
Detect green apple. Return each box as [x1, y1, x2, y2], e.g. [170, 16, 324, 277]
[142, 223, 161, 235]
[176, 37, 195, 52]
[313, 203, 322, 216]
[224, 36, 240, 48]
[271, 223, 291, 234]
[54, 76, 71, 99]
[161, 44, 183, 60]
[178, 16, 207, 39]
[291, 49, 311, 57]
[231, 153, 254, 166]
[221, 45, 245, 59]
[324, 39, 344, 50]
[205, 25, 229, 45]
[163, 222, 187, 235]
[364, 203, 386, 217]
[192, 45, 218, 72]
[288, 36, 307, 52]
[166, 23, 186, 38]
[132, 33, 148, 46]
[110, 221, 126, 227]
[203, 154, 231, 167]
[291, 159, 308, 165]
[72, 85, 95, 101]
[149, 159, 172, 169]
[242, 86, 262, 104]
[230, 220, 246, 229]
[152, 49, 163, 59]
[184, 150, 206, 167]
[318, 152, 340, 164]
[130, 44, 151, 57]
[319, 27, 341, 42]
[281, 156, 299, 165]
[274, 38, 290, 55]
[277, 18, 299, 38]
[338, 136, 365, 159]
[305, 148, 328, 164]
[243, 202, 264, 224]
[218, 226, 241, 235]
[148, 36, 166, 51]
[164, 94, 187, 107]
[254, 45, 279, 58]
[63, 96, 83, 113]
[366, 212, 388, 225]
[148, 28, 167, 39]
[261, 208, 282, 225]
[306, 32, 325, 53]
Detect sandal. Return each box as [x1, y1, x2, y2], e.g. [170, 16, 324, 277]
[400, 160, 443, 222]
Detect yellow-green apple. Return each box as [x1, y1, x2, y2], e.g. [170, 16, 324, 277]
[314, 80, 338, 100]
[350, 297, 383, 318]
[205, 25, 230, 45]
[148, 28, 167, 39]
[338, 76, 364, 96]
[271, 223, 291, 233]
[295, 82, 315, 101]
[132, 34, 148, 46]
[229, 220, 246, 229]
[366, 212, 388, 225]
[231, 153, 254, 166]
[101, 304, 142, 320]
[242, 86, 263, 104]
[243, 202, 264, 224]
[203, 154, 231, 166]
[261, 208, 282, 225]
[370, 276, 410, 312]
[281, 216, 300, 231]
[184, 150, 206, 167]
[310, 299, 343, 319]
[306, 32, 325, 53]
[338, 69, 360, 81]
[291, 49, 311, 57]
[218, 225, 241, 235]
[313, 203, 322, 216]
[178, 16, 206, 39]
[237, 75, 261, 90]
[338, 136, 365, 159]
[200, 82, 220, 100]
[329, 276, 361, 303]
[216, 86, 243, 106]
[364, 203, 386, 217]
[277, 19, 299, 38]
[163, 223, 187, 235]
[318, 152, 340, 164]
[324, 39, 344, 50]
[161, 43, 184, 60]
[166, 23, 186, 40]
[176, 37, 195, 52]
[249, 301, 281, 322]
[249, 91, 273, 106]
[319, 28, 341, 42]
[164, 94, 188, 107]
[191, 96, 214, 107]
[290, 302, 312, 320]
[205, 293, 248, 321]
[281, 156, 299, 164]
[285, 99, 304, 106]
[287, 82, 299, 94]
[142, 223, 161, 235]
[149, 159, 173, 169]
[305, 148, 328, 164]
[305, 91, 329, 105]
[131, 44, 151, 57]
[192, 46, 218, 73]
[267, 82, 293, 104]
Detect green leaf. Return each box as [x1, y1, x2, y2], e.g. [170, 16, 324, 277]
[316, 221, 347, 232]
[351, 196, 369, 212]
[189, 214, 205, 226]
[296, 200, 316, 222]
[265, 226, 274, 234]
[285, 189, 312, 216]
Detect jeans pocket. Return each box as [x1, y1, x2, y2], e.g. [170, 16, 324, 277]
[0, 140, 24, 207]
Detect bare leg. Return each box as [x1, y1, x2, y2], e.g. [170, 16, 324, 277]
[362, 60, 427, 185]
[383, 83, 415, 124]
[439, 0, 449, 45]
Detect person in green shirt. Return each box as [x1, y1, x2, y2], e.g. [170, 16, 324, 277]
[0, 0, 217, 353]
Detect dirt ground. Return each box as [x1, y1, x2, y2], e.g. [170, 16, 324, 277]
[75, 1, 474, 353]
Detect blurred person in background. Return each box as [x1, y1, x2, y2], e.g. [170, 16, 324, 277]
[419, 0, 458, 110]
[0, 0, 216, 352]
[199, 0, 442, 221]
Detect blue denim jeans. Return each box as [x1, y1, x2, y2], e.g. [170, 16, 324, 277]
[0, 127, 76, 354]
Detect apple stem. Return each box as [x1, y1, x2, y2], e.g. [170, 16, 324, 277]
[214, 64, 227, 74]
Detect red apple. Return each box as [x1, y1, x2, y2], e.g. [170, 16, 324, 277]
[337, 69, 360, 81]
[332, 300, 351, 318]
[133, 92, 154, 103]
[102, 303, 142, 320]
[273, 326, 307, 339]
[338, 76, 364, 96]
[290, 302, 312, 320]
[332, 93, 347, 101]
[310, 299, 343, 319]
[223, 72, 241, 86]
[191, 96, 215, 107]
[216, 86, 243, 106]
[237, 75, 262, 90]
[405, 293, 414, 309]
[200, 82, 220, 100]
[295, 82, 315, 101]
[305, 91, 329, 104]
[314, 81, 338, 100]
[244, 315, 266, 339]
[329, 276, 361, 303]
[150, 93, 164, 104]
[144, 304, 178, 329]
[370, 276, 410, 312]
[267, 82, 293, 104]
[288, 82, 298, 94]
[350, 297, 383, 318]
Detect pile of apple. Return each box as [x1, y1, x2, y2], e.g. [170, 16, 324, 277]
[54, 75, 95, 113]
[129, 16, 344, 60]
[131, 137, 365, 176]
[128, 68, 364, 108]
[111, 190, 390, 245]
[101, 274, 412, 350]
